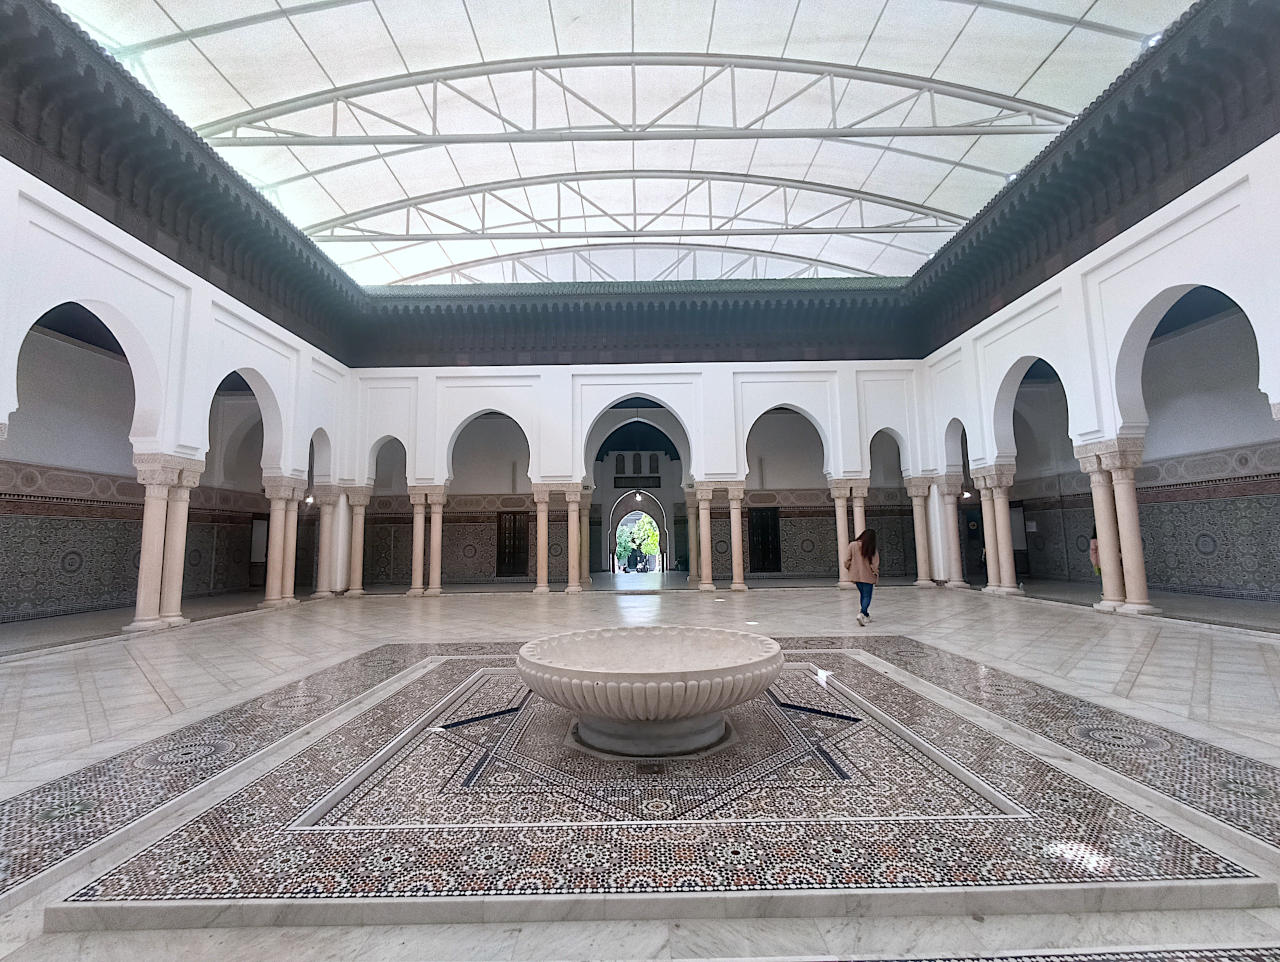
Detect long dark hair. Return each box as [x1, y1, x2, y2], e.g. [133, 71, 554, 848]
[855, 528, 877, 560]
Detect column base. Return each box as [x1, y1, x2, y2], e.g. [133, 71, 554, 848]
[344, 589, 365, 598]
[310, 590, 334, 600]
[944, 581, 970, 589]
[281, 598, 300, 607]
[258, 599, 290, 609]
[405, 588, 425, 597]
[991, 585, 1024, 595]
[837, 581, 855, 590]
[913, 579, 938, 588]
[698, 583, 716, 592]
[123, 618, 166, 633]
[565, 585, 583, 594]
[731, 582, 748, 591]
[1093, 599, 1124, 612]
[426, 586, 443, 596]
[533, 585, 550, 594]
[161, 616, 190, 627]
[981, 585, 1001, 593]
[687, 575, 699, 585]
[1119, 602, 1162, 616]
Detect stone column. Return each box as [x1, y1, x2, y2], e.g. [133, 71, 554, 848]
[974, 476, 1001, 591]
[695, 482, 715, 591]
[281, 484, 304, 606]
[565, 487, 582, 593]
[904, 477, 936, 587]
[830, 481, 853, 589]
[406, 489, 427, 596]
[849, 478, 869, 539]
[935, 473, 968, 588]
[312, 486, 341, 598]
[1076, 451, 1126, 611]
[125, 456, 181, 632]
[685, 488, 700, 585]
[579, 486, 592, 587]
[533, 485, 551, 593]
[260, 478, 295, 608]
[344, 486, 373, 597]
[1100, 440, 1160, 615]
[157, 461, 204, 626]
[726, 482, 747, 590]
[427, 486, 446, 595]
[989, 466, 1021, 593]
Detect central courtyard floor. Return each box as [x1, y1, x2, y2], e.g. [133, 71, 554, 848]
[3, 587, 1280, 959]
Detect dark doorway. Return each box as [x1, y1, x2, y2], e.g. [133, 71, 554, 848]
[497, 511, 529, 577]
[748, 507, 781, 573]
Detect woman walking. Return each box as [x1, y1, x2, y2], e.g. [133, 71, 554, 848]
[845, 529, 879, 626]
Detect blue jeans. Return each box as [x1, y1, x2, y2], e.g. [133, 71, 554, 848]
[856, 582, 873, 616]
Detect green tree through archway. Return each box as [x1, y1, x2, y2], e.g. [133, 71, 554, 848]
[615, 511, 660, 569]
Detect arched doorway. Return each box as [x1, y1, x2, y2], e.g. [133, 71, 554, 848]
[0, 304, 141, 622]
[1124, 287, 1280, 605]
[867, 429, 916, 580]
[587, 398, 688, 590]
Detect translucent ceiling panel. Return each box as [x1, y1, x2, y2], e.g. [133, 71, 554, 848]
[57, 0, 1185, 283]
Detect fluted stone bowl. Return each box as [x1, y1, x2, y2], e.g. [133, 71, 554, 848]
[517, 626, 784, 756]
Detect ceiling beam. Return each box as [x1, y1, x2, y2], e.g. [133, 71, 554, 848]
[212, 124, 1061, 147]
[197, 52, 1075, 136]
[302, 168, 968, 234]
[317, 226, 954, 241]
[111, 0, 1146, 59]
[388, 242, 883, 284]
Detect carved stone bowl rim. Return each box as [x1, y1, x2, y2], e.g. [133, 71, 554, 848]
[517, 625, 782, 681]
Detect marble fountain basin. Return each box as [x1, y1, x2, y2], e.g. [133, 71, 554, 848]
[516, 625, 784, 756]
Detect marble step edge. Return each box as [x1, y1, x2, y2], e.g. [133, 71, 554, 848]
[0, 653, 444, 920]
[43, 877, 1278, 931]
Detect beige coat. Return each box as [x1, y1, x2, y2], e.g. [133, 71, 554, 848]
[845, 545, 879, 584]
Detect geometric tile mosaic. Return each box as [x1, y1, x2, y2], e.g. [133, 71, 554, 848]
[0, 644, 440, 897]
[836, 952, 1280, 962]
[786, 636, 1280, 848]
[68, 648, 1252, 902]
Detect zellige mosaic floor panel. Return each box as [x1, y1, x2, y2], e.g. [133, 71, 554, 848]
[66, 646, 1252, 902]
[782, 636, 1280, 848]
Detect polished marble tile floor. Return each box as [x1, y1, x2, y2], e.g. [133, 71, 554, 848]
[6, 587, 1280, 959]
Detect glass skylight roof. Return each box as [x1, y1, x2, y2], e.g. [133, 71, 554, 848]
[60, 0, 1191, 285]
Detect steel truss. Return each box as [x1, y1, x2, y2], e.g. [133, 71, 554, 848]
[385, 243, 880, 285]
[303, 169, 967, 243]
[197, 52, 1073, 148]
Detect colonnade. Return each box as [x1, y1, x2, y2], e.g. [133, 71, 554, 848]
[125, 453, 306, 632]
[125, 443, 1162, 629]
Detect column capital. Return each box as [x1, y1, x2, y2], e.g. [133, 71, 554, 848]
[532, 482, 558, 503]
[1074, 436, 1145, 472]
[312, 484, 344, 506]
[934, 473, 964, 498]
[903, 475, 934, 499]
[828, 480, 851, 499]
[343, 485, 374, 507]
[723, 480, 746, 501]
[971, 464, 1016, 489]
[410, 484, 449, 505]
[264, 476, 307, 502]
[563, 487, 582, 504]
[693, 481, 716, 502]
[133, 452, 199, 487]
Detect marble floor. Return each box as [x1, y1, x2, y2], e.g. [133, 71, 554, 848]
[4, 587, 1280, 959]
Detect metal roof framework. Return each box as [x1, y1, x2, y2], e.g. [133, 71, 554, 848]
[61, 0, 1190, 285]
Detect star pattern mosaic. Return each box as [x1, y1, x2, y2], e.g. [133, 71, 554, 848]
[832, 951, 1280, 962]
[780, 636, 1280, 847]
[0, 643, 451, 896]
[66, 650, 1251, 902]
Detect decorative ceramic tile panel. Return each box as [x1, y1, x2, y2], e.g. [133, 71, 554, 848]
[0, 644, 446, 896]
[66, 649, 1251, 902]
